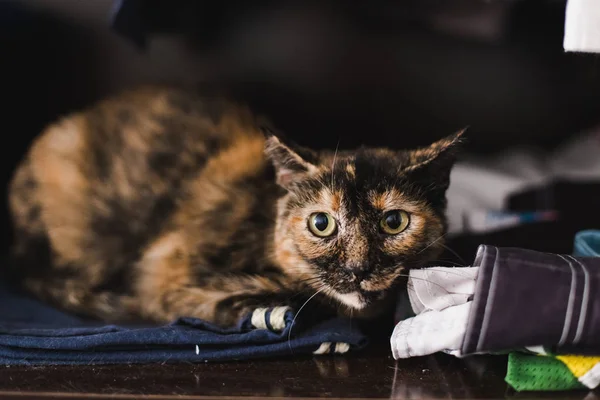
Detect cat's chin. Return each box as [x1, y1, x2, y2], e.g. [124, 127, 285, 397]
[330, 291, 367, 310]
[328, 288, 391, 317]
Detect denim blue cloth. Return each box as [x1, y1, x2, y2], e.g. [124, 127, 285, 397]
[573, 230, 600, 257]
[0, 284, 367, 365]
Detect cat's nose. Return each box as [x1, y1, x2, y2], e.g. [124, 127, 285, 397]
[348, 266, 371, 282]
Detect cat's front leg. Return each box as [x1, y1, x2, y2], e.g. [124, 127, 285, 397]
[134, 233, 311, 328]
[137, 274, 304, 330]
[212, 292, 298, 330]
[215, 288, 336, 330]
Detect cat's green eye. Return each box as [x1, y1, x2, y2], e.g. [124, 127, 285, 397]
[380, 210, 410, 235]
[308, 212, 337, 237]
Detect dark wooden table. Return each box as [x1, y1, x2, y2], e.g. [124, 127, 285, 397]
[0, 342, 595, 400]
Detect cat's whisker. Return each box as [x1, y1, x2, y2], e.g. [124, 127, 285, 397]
[416, 232, 448, 255]
[439, 243, 467, 265]
[419, 268, 475, 280]
[288, 289, 324, 351]
[394, 273, 453, 295]
[286, 279, 323, 299]
[428, 257, 469, 264]
[425, 259, 470, 268]
[292, 276, 323, 286]
[296, 275, 321, 282]
[285, 288, 313, 301]
[330, 139, 340, 189]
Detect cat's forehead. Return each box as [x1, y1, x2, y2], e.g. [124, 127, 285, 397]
[323, 147, 415, 181]
[300, 152, 424, 215]
[313, 185, 422, 216]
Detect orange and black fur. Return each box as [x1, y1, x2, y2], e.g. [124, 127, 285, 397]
[8, 86, 463, 328]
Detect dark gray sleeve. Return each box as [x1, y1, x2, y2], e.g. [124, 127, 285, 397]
[461, 245, 600, 355]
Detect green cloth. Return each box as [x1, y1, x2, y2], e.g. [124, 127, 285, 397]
[506, 353, 585, 392]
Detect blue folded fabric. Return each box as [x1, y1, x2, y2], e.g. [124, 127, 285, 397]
[0, 283, 367, 365]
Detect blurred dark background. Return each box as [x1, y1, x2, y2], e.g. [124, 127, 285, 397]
[1, 0, 600, 257]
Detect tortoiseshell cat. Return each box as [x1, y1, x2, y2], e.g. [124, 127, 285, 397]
[8, 86, 463, 328]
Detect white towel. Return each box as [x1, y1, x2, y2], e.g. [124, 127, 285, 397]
[390, 267, 478, 359]
[391, 302, 472, 359]
[564, 0, 600, 53]
[408, 267, 478, 315]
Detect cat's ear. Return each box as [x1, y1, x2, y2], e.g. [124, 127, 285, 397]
[264, 135, 319, 189]
[402, 128, 466, 190]
[404, 128, 465, 171]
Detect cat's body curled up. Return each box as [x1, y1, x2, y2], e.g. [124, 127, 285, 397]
[9, 86, 463, 329]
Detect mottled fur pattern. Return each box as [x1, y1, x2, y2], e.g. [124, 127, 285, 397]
[8, 86, 463, 327]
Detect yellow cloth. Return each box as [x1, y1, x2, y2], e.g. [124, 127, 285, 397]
[556, 355, 600, 378]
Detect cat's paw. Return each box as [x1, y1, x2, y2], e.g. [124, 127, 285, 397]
[250, 306, 293, 332]
[313, 342, 351, 355]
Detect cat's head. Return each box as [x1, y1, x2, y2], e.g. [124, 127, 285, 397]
[265, 131, 464, 312]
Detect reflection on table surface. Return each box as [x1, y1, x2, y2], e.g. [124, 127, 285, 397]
[0, 343, 595, 399]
